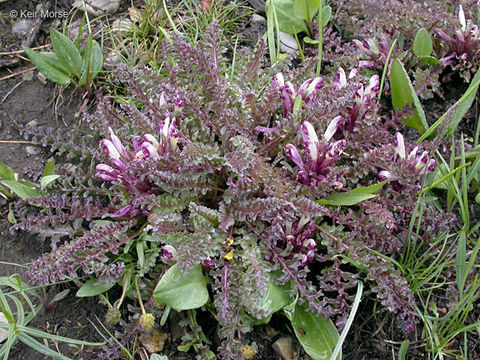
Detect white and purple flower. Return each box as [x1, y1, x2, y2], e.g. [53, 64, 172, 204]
[272, 73, 324, 117]
[95, 118, 179, 217]
[378, 132, 436, 183]
[286, 119, 346, 185]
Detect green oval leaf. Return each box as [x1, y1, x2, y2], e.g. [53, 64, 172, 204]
[254, 274, 293, 324]
[284, 301, 340, 360]
[40, 175, 60, 191]
[293, 0, 320, 23]
[0, 180, 39, 199]
[23, 47, 72, 85]
[153, 264, 209, 311]
[413, 28, 433, 57]
[418, 55, 441, 65]
[322, 5, 332, 27]
[390, 59, 428, 133]
[76, 278, 115, 297]
[317, 180, 388, 206]
[0, 164, 15, 181]
[50, 28, 82, 78]
[270, 0, 309, 34]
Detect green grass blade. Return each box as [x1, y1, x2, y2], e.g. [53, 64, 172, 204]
[329, 281, 363, 360]
[19, 326, 105, 346]
[377, 39, 397, 102]
[18, 333, 72, 360]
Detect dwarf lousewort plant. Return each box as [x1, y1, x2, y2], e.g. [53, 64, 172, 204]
[14, 26, 453, 358]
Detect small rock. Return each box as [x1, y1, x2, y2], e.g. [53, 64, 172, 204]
[73, 0, 121, 17]
[272, 337, 298, 360]
[248, 0, 265, 12]
[111, 18, 135, 33]
[103, 51, 123, 71]
[12, 19, 35, 37]
[0, 313, 8, 343]
[23, 70, 34, 82]
[137, 327, 168, 354]
[26, 146, 40, 155]
[279, 32, 298, 54]
[25, 119, 38, 129]
[37, 72, 47, 85]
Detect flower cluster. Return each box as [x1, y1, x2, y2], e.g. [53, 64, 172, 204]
[95, 119, 179, 217]
[332, 67, 380, 136]
[272, 73, 324, 117]
[436, 5, 480, 80]
[352, 36, 392, 70]
[269, 217, 317, 267]
[286, 119, 346, 186]
[378, 132, 436, 183]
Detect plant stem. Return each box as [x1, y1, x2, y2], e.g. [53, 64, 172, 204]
[134, 276, 146, 315]
[316, 0, 324, 76]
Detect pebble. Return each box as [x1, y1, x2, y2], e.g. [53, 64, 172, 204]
[12, 19, 34, 37]
[279, 32, 298, 54]
[111, 18, 135, 33]
[248, 0, 265, 12]
[25, 146, 40, 155]
[23, 70, 34, 82]
[73, 0, 121, 17]
[137, 327, 168, 354]
[272, 337, 298, 360]
[103, 51, 123, 71]
[37, 72, 47, 85]
[25, 119, 38, 129]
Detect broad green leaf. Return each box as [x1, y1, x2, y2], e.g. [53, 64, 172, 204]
[0, 164, 14, 181]
[0, 180, 39, 199]
[270, 0, 308, 34]
[42, 160, 55, 177]
[22, 48, 71, 85]
[258, 276, 292, 314]
[76, 278, 115, 297]
[418, 69, 480, 142]
[40, 175, 60, 191]
[153, 264, 209, 311]
[79, 37, 93, 87]
[50, 28, 82, 78]
[413, 28, 433, 57]
[90, 40, 104, 79]
[79, 37, 103, 86]
[322, 5, 332, 26]
[398, 340, 410, 360]
[284, 301, 340, 360]
[390, 59, 428, 133]
[317, 180, 388, 206]
[293, 0, 320, 23]
[418, 56, 441, 65]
